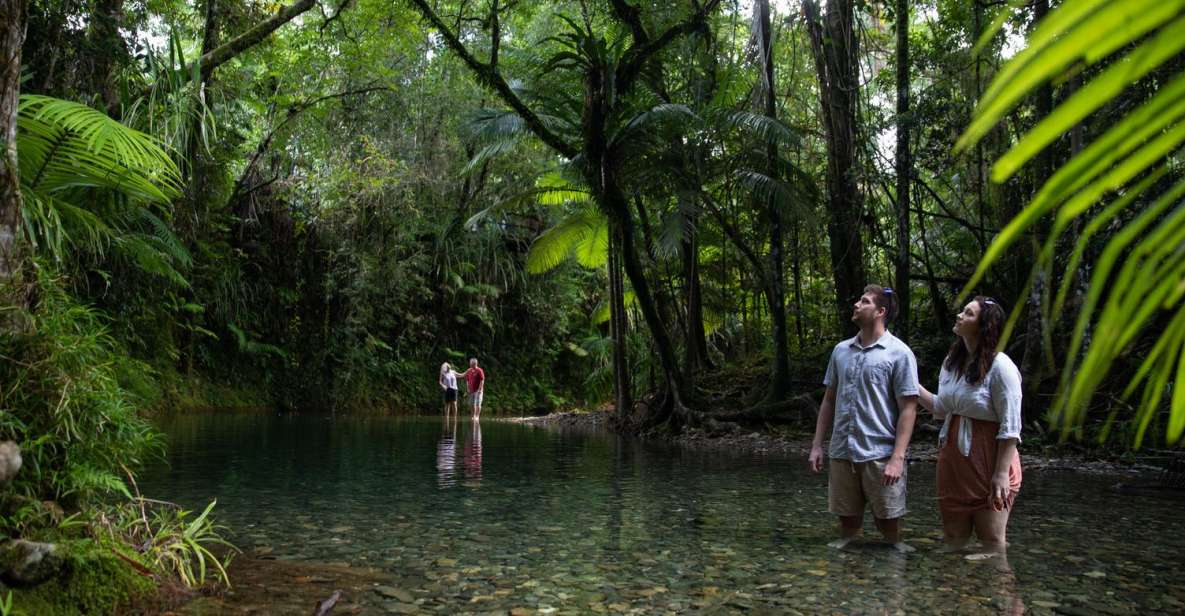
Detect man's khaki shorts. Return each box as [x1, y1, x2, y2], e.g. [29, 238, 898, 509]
[828, 458, 907, 519]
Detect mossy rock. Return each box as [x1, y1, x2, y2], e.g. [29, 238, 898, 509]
[7, 538, 156, 615]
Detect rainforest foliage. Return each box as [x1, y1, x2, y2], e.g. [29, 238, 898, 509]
[1, 0, 1184, 605]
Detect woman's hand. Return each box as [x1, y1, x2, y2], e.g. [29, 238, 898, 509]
[990, 471, 1010, 511]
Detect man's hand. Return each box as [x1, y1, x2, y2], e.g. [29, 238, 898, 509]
[882, 455, 905, 485]
[808, 445, 825, 473]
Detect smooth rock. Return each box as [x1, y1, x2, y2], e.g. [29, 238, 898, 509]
[0, 442, 20, 483]
[0, 540, 64, 586]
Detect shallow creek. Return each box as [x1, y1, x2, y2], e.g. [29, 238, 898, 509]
[138, 414, 1185, 615]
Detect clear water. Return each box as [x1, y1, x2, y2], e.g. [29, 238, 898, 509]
[138, 414, 1185, 615]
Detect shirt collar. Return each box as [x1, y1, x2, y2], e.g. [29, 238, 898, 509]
[848, 330, 894, 350]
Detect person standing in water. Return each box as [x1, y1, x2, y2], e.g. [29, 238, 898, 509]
[439, 362, 460, 417]
[917, 296, 1022, 558]
[460, 358, 485, 419]
[808, 285, 920, 552]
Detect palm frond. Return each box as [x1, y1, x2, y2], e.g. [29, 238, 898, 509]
[18, 95, 182, 199]
[113, 234, 190, 288]
[611, 104, 697, 148]
[713, 110, 800, 149]
[526, 208, 603, 274]
[735, 169, 812, 221]
[574, 212, 609, 268]
[461, 108, 530, 143]
[591, 291, 637, 325]
[958, 0, 1185, 445]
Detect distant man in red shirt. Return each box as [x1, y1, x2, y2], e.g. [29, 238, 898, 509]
[461, 358, 486, 419]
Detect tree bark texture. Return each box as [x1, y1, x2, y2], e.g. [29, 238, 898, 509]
[88, 0, 126, 115]
[609, 224, 633, 417]
[894, 0, 912, 341]
[804, 0, 866, 336]
[758, 0, 790, 400]
[0, 0, 26, 317]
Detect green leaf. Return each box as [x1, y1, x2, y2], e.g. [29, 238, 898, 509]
[526, 209, 600, 274]
[992, 15, 1185, 181]
[958, 0, 1181, 152]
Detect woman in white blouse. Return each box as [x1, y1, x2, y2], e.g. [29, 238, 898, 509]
[917, 296, 1022, 557]
[439, 362, 461, 416]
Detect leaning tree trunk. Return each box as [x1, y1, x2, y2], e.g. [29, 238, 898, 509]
[0, 0, 27, 324]
[805, 0, 866, 336]
[893, 0, 912, 341]
[757, 0, 791, 401]
[584, 62, 689, 426]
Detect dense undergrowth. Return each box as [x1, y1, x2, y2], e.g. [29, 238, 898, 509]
[0, 270, 233, 614]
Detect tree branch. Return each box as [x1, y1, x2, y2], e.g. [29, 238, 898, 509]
[228, 84, 391, 206]
[147, 0, 319, 99]
[616, 0, 721, 94]
[408, 0, 577, 159]
[319, 0, 354, 35]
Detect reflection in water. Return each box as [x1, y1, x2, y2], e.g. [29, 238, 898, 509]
[140, 415, 1185, 615]
[987, 554, 1026, 616]
[463, 420, 482, 486]
[436, 415, 458, 488]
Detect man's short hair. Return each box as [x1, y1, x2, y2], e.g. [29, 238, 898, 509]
[469, 357, 478, 366]
[863, 284, 899, 324]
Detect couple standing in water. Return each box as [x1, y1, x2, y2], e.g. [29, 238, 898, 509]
[809, 284, 1022, 558]
[439, 358, 486, 419]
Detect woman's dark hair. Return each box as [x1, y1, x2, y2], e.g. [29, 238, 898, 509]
[944, 296, 1006, 384]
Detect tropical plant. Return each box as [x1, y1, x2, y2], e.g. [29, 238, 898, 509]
[0, 268, 161, 507]
[145, 500, 235, 588]
[958, 0, 1185, 445]
[16, 94, 188, 284]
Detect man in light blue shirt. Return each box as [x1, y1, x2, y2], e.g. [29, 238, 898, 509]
[809, 284, 919, 552]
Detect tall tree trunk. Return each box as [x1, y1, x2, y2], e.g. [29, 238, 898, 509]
[757, 0, 791, 400]
[181, 0, 222, 376]
[893, 0, 912, 341]
[89, 0, 125, 116]
[609, 180, 688, 404]
[682, 230, 710, 374]
[609, 224, 633, 417]
[584, 63, 688, 413]
[805, 0, 866, 336]
[792, 219, 805, 347]
[0, 0, 27, 322]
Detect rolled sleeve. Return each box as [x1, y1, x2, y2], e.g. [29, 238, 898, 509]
[991, 359, 1023, 442]
[823, 351, 838, 387]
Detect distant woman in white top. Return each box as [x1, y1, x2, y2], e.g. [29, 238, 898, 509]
[917, 296, 1022, 557]
[439, 362, 460, 416]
